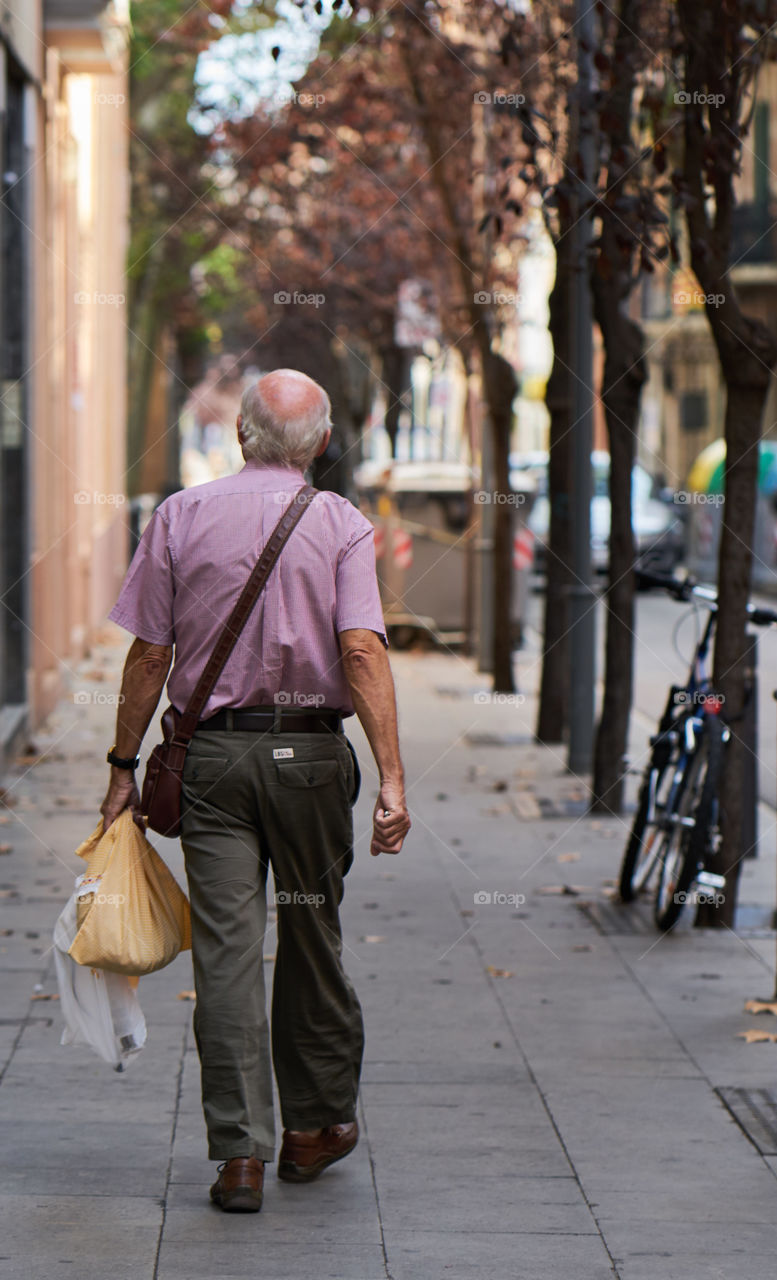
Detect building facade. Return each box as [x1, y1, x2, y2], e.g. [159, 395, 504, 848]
[0, 0, 129, 771]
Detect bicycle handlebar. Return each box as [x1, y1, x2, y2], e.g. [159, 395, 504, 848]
[634, 568, 777, 627]
[635, 568, 696, 599]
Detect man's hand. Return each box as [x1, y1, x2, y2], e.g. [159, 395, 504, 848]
[100, 769, 145, 833]
[338, 629, 410, 860]
[100, 637, 173, 833]
[371, 780, 410, 856]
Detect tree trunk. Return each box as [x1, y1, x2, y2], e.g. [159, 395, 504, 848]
[381, 341, 410, 460]
[483, 349, 519, 692]
[126, 247, 165, 497]
[591, 309, 643, 812]
[590, 0, 646, 814]
[697, 380, 770, 926]
[676, 0, 777, 925]
[536, 227, 573, 742]
[396, 16, 515, 690]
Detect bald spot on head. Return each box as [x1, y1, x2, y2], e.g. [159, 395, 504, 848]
[238, 368, 332, 470]
[256, 369, 328, 421]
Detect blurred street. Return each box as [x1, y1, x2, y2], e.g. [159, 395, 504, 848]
[2, 624, 777, 1280]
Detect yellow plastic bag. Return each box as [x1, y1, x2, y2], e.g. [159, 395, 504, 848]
[68, 808, 191, 976]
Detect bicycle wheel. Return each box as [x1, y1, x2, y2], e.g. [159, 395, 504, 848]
[678, 714, 726, 905]
[653, 720, 724, 931]
[619, 731, 683, 902]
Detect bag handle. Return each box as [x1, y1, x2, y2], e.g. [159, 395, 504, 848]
[171, 485, 317, 744]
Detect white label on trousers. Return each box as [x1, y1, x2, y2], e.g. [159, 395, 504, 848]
[273, 747, 295, 759]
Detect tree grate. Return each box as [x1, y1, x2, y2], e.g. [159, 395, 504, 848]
[577, 900, 776, 937]
[577, 899, 657, 935]
[716, 1087, 777, 1156]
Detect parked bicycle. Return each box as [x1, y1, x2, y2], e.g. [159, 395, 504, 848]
[619, 571, 777, 930]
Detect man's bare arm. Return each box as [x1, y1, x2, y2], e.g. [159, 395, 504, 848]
[338, 628, 410, 856]
[100, 638, 173, 831]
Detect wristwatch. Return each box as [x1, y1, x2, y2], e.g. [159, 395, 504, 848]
[107, 746, 140, 770]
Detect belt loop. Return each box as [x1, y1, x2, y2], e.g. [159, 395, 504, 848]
[273, 705, 283, 735]
[226, 708, 234, 732]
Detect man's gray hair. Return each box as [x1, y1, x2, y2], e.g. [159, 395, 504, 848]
[240, 371, 332, 470]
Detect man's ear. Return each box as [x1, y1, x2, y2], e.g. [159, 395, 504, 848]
[236, 413, 244, 443]
[315, 428, 332, 458]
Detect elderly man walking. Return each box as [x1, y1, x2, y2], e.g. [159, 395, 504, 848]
[100, 368, 410, 1213]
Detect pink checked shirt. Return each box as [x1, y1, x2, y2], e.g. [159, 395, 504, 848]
[109, 461, 386, 718]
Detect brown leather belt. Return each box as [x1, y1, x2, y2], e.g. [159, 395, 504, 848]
[197, 705, 342, 734]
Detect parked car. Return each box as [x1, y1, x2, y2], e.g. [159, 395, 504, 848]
[510, 450, 685, 576]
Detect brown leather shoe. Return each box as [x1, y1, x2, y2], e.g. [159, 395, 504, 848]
[277, 1121, 358, 1183]
[210, 1156, 264, 1212]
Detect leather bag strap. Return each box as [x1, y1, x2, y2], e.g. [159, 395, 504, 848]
[172, 485, 317, 744]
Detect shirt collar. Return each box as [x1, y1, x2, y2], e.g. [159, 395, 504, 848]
[238, 459, 307, 489]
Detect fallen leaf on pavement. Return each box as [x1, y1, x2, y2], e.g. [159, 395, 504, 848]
[31, 993, 59, 1002]
[361, 935, 386, 943]
[177, 990, 196, 1001]
[460, 909, 474, 917]
[737, 1029, 777, 1043]
[571, 944, 593, 952]
[486, 966, 515, 979]
[0, 845, 12, 855]
[557, 852, 580, 863]
[744, 999, 777, 1016]
[536, 884, 592, 896]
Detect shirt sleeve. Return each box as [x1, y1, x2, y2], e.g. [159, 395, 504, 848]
[108, 508, 175, 645]
[335, 521, 388, 646]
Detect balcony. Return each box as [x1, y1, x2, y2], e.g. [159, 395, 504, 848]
[43, 0, 129, 74]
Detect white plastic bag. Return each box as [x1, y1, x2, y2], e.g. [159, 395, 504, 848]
[53, 890, 147, 1071]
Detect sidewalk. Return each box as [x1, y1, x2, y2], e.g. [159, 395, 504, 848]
[2, 625, 777, 1279]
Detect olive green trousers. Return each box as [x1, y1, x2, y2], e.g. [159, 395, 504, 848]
[180, 726, 364, 1162]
